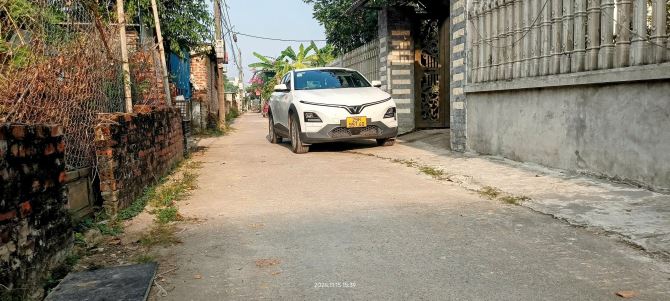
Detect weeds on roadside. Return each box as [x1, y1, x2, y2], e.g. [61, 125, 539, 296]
[149, 171, 198, 208]
[77, 213, 123, 236]
[478, 186, 530, 205]
[197, 127, 226, 137]
[133, 254, 156, 264]
[418, 166, 450, 180]
[155, 207, 181, 224]
[226, 108, 239, 122]
[118, 184, 161, 221]
[478, 186, 502, 200]
[499, 195, 531, 205]
[140, 224, 181, 247]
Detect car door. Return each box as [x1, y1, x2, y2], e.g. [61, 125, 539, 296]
[275, 72, 293, 128]
[269, 73, 287, 128]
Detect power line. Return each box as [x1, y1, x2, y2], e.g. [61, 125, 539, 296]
[468, 0, 551, 49]
[219, 0, 241, 73]
[232, 32, 327, 43]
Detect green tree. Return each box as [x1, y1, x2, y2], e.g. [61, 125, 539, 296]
[303, 0, 386, 55]
[223, 76, 238, 92]
[126, 0, 212, 55]
[306, 42, 335, 67]
[248, 43, 334, 100]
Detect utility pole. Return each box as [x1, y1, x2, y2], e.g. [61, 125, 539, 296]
[150, 0, 172, 106]
[213, 0, 227, 128]
[237, 47, 244, 112]
[116, 0, 133, 113]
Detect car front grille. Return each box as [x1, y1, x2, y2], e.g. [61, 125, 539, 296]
[328, 126, 382, 138]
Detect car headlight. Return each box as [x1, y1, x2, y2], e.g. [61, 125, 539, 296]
[384, 107, 396, 119]
[304, 112, 323, 122]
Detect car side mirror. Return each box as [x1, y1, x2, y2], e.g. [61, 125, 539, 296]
[371, 80, 382, 88]
[274, 84, 289, 92]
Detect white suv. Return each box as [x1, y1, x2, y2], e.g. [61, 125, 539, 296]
[267, 68, 398, 154]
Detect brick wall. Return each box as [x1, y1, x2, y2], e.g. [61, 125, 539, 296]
[0, 124, 72, 300]
[95, 106, 184, 215]
[191, 55, 209, 91]
[191, 53, 219, 132]
[450, 0, 468, 152]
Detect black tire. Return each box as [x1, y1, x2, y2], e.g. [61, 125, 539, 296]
[289, 113, 309, 154]
[268, 114, 282, 144]
[376, 138, 396, 146]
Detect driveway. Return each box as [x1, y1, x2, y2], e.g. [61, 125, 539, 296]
[159, 113, 670, 300]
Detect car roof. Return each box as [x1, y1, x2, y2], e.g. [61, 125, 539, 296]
[293, 67, 357, 72]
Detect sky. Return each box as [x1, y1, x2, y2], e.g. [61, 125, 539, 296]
[221, 0, 327, 85]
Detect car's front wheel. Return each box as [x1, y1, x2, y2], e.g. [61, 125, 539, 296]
[290, 113, 309, 154]
[268, 114, 282, 144]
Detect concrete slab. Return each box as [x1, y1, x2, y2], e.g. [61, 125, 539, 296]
[45, 263, 157, 301]
[351, 130, 670, 258]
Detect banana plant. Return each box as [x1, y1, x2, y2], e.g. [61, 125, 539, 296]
[305, 42, 335, 67]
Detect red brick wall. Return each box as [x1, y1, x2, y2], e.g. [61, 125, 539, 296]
[0, 124, 72, 299]
[94, 106, 184, 215]
[191, 55, 209, 92]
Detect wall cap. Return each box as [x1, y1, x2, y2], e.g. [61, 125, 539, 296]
[465, 63, 670, 93]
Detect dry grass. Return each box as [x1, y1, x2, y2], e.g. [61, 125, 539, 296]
[499, 195, 531, 205]
[140, 224, 181, 247]
[478, 186, 502, 200]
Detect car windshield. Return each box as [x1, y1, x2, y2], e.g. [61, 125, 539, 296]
[294, 70, 371, 90]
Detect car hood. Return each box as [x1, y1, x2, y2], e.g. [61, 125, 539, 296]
[294, 87, 391, 106]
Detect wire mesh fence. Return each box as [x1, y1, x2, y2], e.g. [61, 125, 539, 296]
[0, 0, 167, 171]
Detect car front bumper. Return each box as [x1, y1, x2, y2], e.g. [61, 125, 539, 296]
[300, 120, 398, 144]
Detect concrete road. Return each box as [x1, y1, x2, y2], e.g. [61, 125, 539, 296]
[163, 114, 670, 300]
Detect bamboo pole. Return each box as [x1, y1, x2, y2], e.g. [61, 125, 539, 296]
[505, 0, 513, 79]
[630, 0, 647, 65]
[614, 0, 632, 67]
[651, 0, 668, 63]
[561, 0, 574, 73]
[599, 0, 615, 69]
[491, 0, 499, 81]
[573, 0, 587, 72]
[483, 1, 492, 82]
[522, 0, 532, 77]
[479, 2, 487, 82]
[116, 0, 132, 113]
[530, 0, 541, 76]
[513, 0, 522, 78]
[150, 0, 172, 107]
[550, 0, 563, 74]
[540, 0, 551, 75]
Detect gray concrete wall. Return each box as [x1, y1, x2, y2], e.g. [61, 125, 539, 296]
[466, 80, 670, 192]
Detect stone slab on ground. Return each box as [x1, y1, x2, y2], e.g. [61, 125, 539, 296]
[353, 129, 670, 258]
[45, 263, 157, 301]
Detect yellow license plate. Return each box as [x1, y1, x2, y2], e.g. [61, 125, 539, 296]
[346, 117, 367, 128]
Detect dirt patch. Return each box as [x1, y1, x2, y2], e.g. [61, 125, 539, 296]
[255, 259, 281, 268]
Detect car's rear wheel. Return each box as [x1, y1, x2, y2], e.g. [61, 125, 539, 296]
[268, 114, 282, 144]
[290, 114, 309, 154]
[376, 138, 396, 146]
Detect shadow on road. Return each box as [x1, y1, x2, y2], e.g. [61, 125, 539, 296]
[266, 134, 380, 153]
